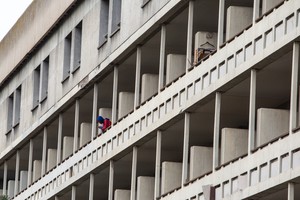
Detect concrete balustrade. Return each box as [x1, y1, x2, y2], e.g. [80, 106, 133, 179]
[262, 0, 284, 14]
[19, 171, 28, 191]
[118, 92, 134, 120]
[62, 136, 74, 160]
[33, 160, 42, 182]
[7, 180, 15, 198]
[79, 123, 92, 147]
[166, 54, 186, 84]
[114, 189, 130, 200]
[99, 108, 112, 120]
[226, 6, 253, 40]
[256, 108, 289, 147]
[161, 161, 182, 194]
[141, 74, 159, 103]
[189, 146, 213, 180]
[220, 128, 248, 164]
[47, 149, 57, 171]
[136, 176, 155, 200]
[194, 31, 217, 63]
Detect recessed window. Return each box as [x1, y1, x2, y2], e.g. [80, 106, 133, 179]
[275, 21, 284, 41]
[99, 0, 109, 47]
[286, 14, 295, 34]
[265, 29, 273, 48]
[71, 22, 82, 73]
[33, 65, 41, 109]
[111, 0, 122, 36]
[7, 86, 22, 133]
[62, 33, 72, 82]
[254, 36, 263, 55]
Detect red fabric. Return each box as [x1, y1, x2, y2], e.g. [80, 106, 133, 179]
[101, 118, 111, 132]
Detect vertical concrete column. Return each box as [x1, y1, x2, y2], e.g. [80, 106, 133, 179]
[134, 47, 142, 109]
[71, 185, 76, 200]
[213, 92, 221, 169]
[3, 161, 7, 195]
[131, 147, 138, 200]
[74, 99, 80, 152]
[108, 160, 114, 200]
[186, 0, 194, 71]
[41, 127, 47, 176]
[154, 130, 162, 198]
[89, 174, 95, 200]
[92, 83, 98, 139]
[253, 0, 261, 23]
[182, 112, 190, 185]
[27, 139, 33, 186]
[14, 150, 20, 196]
[159, 25, 166, 91]
[112, 66, 119, 124]
[217, 0, 225, 48]
[57, 113, 63, 164]
[288, 182, 295, 200]
[290, 42, 300, 133]
[248, 69, 257, 153]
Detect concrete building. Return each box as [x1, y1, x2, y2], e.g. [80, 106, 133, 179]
[1, 0, 300, 199]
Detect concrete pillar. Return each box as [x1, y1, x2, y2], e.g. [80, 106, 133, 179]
[221, 128, 248, 164]
[256, 108, 289, 146]
[47, 149, 57, 171]
[248, 69, 257, 153]
[290, 42, 300, 133]
[80, 123, 92, 147]
[194, 31, 217, 63]
[186, 0, 194, 70]
[19, 171, 28, 191]
[154, 130, 162, 198]
[92, 83, 99, 139]
[166, 54, 186, 84]
[159, 25, 166, 91]
[134, 47, 142, 108]
[189, 146, 213, 180]
[253, 0, 261, 23]
[14, 150, 20, 196]
[161, 161, 182, 194]
[182, 112, 190, 185]
[74, 99, 80, 152]
[7, 180, 15, 199]
[130, 147, 138, 200]
[63, 136, 74, 160]
[57, 114, 63, 164]
[112, 66, 119, 124]
[27, 139, 33, 186]
[226, 6, 253, 40]
[213, 92, 221, 169]
[89, 174, 95, 200]
[136, 176, 155, 200]
[108, 160, 114, 200]
[114, 189, 130, 200]
[72, 185, 76, 200]
[141, 74, 159, 103]
[42, 127, 47, 176]
[118, 92, 134, 119]
[288, 182, 295, 200]
[3, 161, 7, 195]
[32, 160, 42, 182]
[217, 0, 225, 48]
[262, 0, 284, 14]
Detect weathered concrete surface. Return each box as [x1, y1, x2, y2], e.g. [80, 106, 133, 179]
[136, 176, 155, 200]
[166, 54, 186, 84]
[141, 74, 159, 103]
[80, 123, 92, 147]
[114, 189, 130, 200]
[262, 0, 285, 14]
[62, 136, 74, 160]
[47, 148, 57, 171]
[19, 170, 28, 191]
[118, 92, 134, 120]
[33, 160, 42, 182]
[189, 146, 213, 180]
[161, 161, 182, 194]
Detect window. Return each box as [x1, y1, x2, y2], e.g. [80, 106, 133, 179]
[7, 86, 22, 133]
[71, 22, 82, 73]
[32, 56, 49, 110]
[62, 33, 72, 82]
[99, 0, 109, 47]
[111, 0, 122, 35]
[33, 65, 41, 109]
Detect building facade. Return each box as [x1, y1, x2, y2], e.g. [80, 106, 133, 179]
[0, 0, 300, 199]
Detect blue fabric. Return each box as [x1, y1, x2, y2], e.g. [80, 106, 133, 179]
[97, 115, 104, 123]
